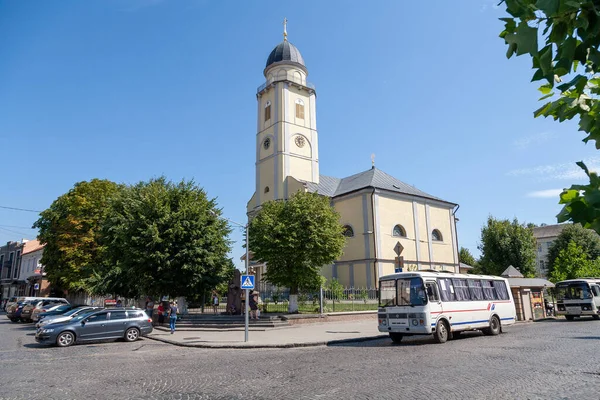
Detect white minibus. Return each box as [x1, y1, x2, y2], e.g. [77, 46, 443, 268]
[554, 278, 600, 320]
[378, 271, 516, 344]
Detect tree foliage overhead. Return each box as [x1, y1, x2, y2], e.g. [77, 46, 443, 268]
[95, 177, 232, 299]
[499, 0, 600, 232]
[459, 247, 477, 267]
[549, 240, 600, 282]
[546, 223, 600, 276]
[248, 191, 346, 298]
[33, 179, 123, 292]
[477, 216, 537, 277]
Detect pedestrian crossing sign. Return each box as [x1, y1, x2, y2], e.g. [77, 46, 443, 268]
[241, 275, 255, 289]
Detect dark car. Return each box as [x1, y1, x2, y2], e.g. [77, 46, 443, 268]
[35, 308, 153, 347]
[22, 299, 69, 323]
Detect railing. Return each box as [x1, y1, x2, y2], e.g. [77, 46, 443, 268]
[187, 282, 379, 315]
[256, 77, 315, 94]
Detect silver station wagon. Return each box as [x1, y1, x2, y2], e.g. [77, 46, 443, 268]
[35, 308, 153, 347]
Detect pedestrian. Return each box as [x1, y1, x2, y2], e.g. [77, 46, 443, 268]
[212, 290, 219, 315]
[145, 297, 155, 322]
[116, 299, 123, 308]
[249, 291, 259, 320]
[157, 302, 165, 326]
[168, 301, 179, 334]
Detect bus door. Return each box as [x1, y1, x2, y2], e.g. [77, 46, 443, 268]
[425, 281, 442, 319]
[592, 285, 600, 310]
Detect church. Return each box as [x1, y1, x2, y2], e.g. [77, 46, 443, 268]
[247, 25, 460, 288]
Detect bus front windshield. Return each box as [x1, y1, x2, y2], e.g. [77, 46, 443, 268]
[379, 278, 427, 307]
[556, 282, 593, 300]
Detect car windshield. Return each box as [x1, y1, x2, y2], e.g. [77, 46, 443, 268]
[379, 277, 427, 307]
[556, 282, 593, 300]
[71, 311, 97, 322]
[63, 308, 87, 316]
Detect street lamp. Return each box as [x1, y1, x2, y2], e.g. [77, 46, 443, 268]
[211, 211, 250, 342]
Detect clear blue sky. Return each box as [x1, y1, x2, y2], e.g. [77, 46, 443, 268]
[1, 0, 597, 269]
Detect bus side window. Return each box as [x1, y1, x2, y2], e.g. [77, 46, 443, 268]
[426, 282, 439, 302]
[592, 285, 600, 297]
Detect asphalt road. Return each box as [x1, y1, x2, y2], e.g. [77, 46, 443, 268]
[0, 315, 599, 399]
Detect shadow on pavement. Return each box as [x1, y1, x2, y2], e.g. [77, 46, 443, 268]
[571, 336, 600, 340]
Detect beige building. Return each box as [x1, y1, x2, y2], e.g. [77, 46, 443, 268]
[532, 224, 567, 278]
[247, 29, 460, 288]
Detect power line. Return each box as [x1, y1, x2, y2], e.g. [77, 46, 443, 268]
[0, 226, 34, 238]
[0, 224, 36, 230]
[0, 205, 42, 213]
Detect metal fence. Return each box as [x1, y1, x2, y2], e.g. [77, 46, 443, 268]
[187, 282, 379, 315]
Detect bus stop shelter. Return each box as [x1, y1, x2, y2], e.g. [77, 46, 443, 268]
[501, 266, 554, 321]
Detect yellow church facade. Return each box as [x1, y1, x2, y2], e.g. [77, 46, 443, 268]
[247, 29, 460, 288]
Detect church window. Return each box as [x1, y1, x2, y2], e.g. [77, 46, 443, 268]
[295, 99, 305, 119]
[342, 225, 354, 238]
[432, 229, 443, 241]
[264, 101, 271, 121]
[393, 224, 407, 238]
[263, 137, 271, 150]
[264, 186, 270, 194]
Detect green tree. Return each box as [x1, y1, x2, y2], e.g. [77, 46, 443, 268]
[547, 223, 600, 277]
[499, 1, 600, 232]
[459, 247, 477, 267]
[33, 179, 123, 291]
[96, 177, 231, 299]
[477, 216, 537, 277]
[549, 241, 600, 282]
[248, 191, 346, 313]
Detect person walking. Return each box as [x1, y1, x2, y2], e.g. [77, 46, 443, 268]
[116, 299, 123, 308]
[168, 301, 179, 334]
[145, 297, 155, 323]
[249, 291, 259, 320]
[211, 290, 219, 315]
[157, 302, 165, 326]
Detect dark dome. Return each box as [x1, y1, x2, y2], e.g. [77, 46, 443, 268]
[265, 41, 305, 70]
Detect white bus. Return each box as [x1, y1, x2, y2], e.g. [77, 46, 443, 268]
[378, 271, 516, 344]
[554, 278, 600, 320]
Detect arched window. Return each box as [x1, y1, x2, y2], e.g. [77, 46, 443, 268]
[432, 229, 443, 241]
[392, 224, 407, 237]
[342, 225, 354, 237]
[264, 186, 270, 194]
[264, 101, 271, 121]
[295, 99, 305, 119]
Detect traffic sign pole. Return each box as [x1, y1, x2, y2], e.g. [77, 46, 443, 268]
[245, 224, 249, 342]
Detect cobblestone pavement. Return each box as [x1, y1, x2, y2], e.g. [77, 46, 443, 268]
[1, 315, 599, 400]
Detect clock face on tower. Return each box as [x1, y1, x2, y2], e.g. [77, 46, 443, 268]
[294, 135, 306, 148]
[263, 138, 271, 150]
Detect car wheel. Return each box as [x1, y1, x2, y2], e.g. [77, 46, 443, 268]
[10, 318, 18, 323]
[592, 315, 600, 320]
[389, 333, 403, 344]
[124, 328, 140, 342]
[56, 331, 75, 347]
[433, 320, 449, 344]
[483, 315, 501, 336]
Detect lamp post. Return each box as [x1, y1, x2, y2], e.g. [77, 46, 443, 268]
[212, 211, 250, 342]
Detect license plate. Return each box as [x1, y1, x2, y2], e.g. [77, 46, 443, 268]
[566, 307, 581, 314]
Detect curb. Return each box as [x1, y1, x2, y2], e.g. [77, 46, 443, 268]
[145, 334, 388, 349]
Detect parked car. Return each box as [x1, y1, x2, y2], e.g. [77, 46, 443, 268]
[5, 297, 68, 321]
[7, 300, 39, 322]
[35, 308, 153, 347]
[36, 306, 103, 328]
[34, 304, 88, 323]
[22, 299, 70, 323]
[3, 296, 18, 311]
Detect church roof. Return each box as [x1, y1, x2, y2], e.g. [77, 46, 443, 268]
[302, 167, 455, 204]
[265, 41, 305, 70]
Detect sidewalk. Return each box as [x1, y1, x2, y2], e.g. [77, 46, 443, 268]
[146, 319, 387, 348]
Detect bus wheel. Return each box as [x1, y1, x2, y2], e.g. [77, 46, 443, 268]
[483, 315, 501, 336]
[565, 315, 575, 321]
[389, 333, 403, 344]
[592, 315, 600, 320]
[433, 320, 449, 343]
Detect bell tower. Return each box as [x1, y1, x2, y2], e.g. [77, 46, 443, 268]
[250, 20, 319, 211]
